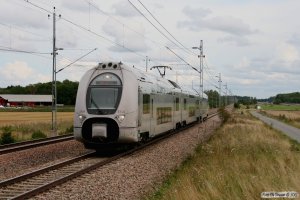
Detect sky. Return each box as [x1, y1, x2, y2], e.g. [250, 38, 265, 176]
[0, 0, 299, 99]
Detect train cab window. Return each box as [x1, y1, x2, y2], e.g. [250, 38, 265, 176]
[143, 94, 150, 114]
[176, 97, 179, 111]
[86, 73, 122, 115]
[184, 98, 187, 110]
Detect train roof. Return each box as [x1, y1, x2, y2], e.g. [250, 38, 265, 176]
[93, 62, 205, 98]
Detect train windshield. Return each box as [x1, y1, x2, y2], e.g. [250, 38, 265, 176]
[87, 73, 122, 114]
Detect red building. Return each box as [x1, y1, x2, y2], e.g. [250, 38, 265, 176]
[0, 94, 52, 107]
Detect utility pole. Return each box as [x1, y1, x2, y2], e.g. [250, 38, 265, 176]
[224, 83, 228, 106]
[216, 73, 222, 107]
[50, 7, 62, 134]
[192, 40, 205, 98]
[144, 56, 150, 72]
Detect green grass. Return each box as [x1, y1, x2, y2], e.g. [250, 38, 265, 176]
[146, 110, 300, 200]
[0, 121, 73, 142]
[261, 104, 300, 111]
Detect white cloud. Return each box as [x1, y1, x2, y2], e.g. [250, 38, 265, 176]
[0, 61, 51, 86]
[0, 3, 49, 29]
[178, 6, 257, 36]
[276, 43, 299, 63]
[60, 0, 90, 12]
[103, 19, 149, 52]
[1, 61, 33, 81]
[112, 1, 139, 17]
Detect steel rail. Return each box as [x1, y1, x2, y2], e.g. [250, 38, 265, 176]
[0, 134, 74, 155]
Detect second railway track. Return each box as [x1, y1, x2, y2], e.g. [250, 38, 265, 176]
[0, 134, 74, 155]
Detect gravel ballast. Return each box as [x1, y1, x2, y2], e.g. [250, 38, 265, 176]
[34, 115, 221, 200]
[0, 140, 90, 181]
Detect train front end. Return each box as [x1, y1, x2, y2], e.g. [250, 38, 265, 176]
[74, 62, 139, 149]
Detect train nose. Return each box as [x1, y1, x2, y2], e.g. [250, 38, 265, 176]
[92, 123, 107, 138]
[82, 118, 119, 143]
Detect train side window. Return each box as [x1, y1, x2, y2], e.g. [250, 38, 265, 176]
[176, 97, 179, 111]
[184, 98, 187, 110]
[143, 94, 150, 114]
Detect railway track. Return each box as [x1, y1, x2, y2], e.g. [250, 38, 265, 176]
[0, 134, 74, 155]
[0, 112, 219, 199]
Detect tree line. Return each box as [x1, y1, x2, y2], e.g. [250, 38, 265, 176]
[0, 80, 79, 105]
[273, 92, 300, 104]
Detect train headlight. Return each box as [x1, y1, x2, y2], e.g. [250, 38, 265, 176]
[78, 114, 86, 123]
[116, 115, 125, 123]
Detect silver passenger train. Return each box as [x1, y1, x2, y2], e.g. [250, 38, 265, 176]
[74, 61, 209, 149]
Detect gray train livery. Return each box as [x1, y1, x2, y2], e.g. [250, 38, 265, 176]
[74, 62, 209, 149]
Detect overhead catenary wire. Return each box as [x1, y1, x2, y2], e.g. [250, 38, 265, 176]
[0, 22, 51, 41]
[0, 45, 51, 55]
[23, 0, 147, 60]
[135, 0, 197, 56]
[127, 0, 193, 57]
[166, 47, 200, 74]
[83, 0, 166, 49]
[56, 48, 97, 73]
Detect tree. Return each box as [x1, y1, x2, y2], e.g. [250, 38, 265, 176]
[204, 90, 219, 108]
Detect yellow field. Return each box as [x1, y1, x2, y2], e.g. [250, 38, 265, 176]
[0, 112, 74, 125]
[262, 110, 300, 129]
[0, 112, 74, 140]
[264, 110, 300, 120]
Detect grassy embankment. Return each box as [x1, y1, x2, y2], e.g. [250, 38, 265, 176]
[147, 109, 300, 200]
[0, 112, 74, 142]
[260, 104, 300, 129]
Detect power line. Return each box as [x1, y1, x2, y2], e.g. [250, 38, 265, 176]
[135, 0, 196, 56]
[166, 46, 200, 73]
[23, 0, 147, 60]
[60, 17, 145, 58]
[128, 0, 192, 56]
[0, 22, 51, 41]
[0, 45, 50, 54]
[85, 0, 173, 55]
[24, 0, 52, 14]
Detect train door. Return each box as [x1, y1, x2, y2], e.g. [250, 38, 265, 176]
[173, 96, 176, 129]
[150, 96, 155, 136]
[141, 93, 151, 136]
[180, 95, 183, 124]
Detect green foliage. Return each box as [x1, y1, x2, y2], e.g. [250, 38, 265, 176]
[273, 92, 300, 104]
[234, 102, 240, 109]
[261, 104, 300, 111]
[218, 107, 230, 123]
[204, 90, 220, 108]
[31, 130, 47, 139]
[59, 125, 74, 135]
[1, 126, 15, 144]
[236, 96, 257, 105]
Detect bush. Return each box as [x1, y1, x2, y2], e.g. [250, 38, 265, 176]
[58, 125, 74, 136]
[31, 130, 47, 140]
[1, 126, 15, 144]
[234, 103, 240, 109]
[65, 125, 73, 134]
[218, 107, 230, 123]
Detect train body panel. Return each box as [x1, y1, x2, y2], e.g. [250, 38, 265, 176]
[74, 62, 209, 149]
